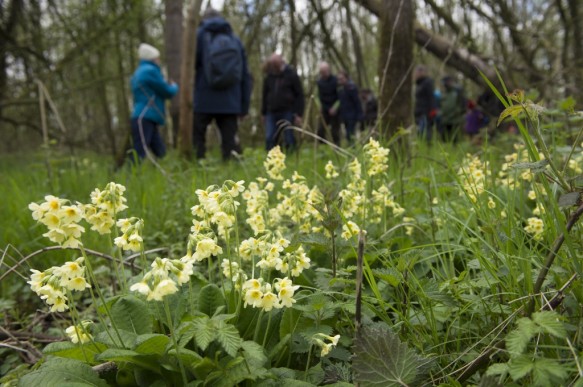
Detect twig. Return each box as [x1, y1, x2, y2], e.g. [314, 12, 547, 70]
[0, 246, 143, 281]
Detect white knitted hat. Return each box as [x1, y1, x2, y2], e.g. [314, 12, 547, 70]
[138, 43, 160, 60]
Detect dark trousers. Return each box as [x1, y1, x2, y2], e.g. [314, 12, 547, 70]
[344, 119, 358, 142]
[131, 118, 166, 160]
[317, 109, 341, 146]
[193, 113, 239, 160]
[265, 111, 296, 151]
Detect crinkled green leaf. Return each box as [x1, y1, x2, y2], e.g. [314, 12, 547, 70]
[497, 105, 524, 126]
[199, 284, 225, 317]
[18, 357, 107, 387]
[216, 321, 242, 357]
[532, 311, 567, 338]
[532, 358, 568, 387]
[508, 355, 534, 381]
[352, 324, 434, 386]
[43, 341, 106, 364]
[133, 334, 170, 356]
[192, 316, 216, 351]
[506, 318, 538, 356]
[110, 295, 152, 335]
[95, 349, 160, 373]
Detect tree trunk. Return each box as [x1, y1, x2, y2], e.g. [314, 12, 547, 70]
[178, 0, 204, 159]
[354, 0, 499, 87]
[568, 0, 583, 107]
[165, 0, 183, 147]
[377, 0, 413, 143]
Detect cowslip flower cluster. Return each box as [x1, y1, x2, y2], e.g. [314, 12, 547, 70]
[341, 221, 362, 240]
[114, 217, 144, 252]
[28, 257, 91, 312]
[29, 196, 85, 248]
[497, 144, 545, 189]
[65, 320, 93, 344]
[325, 160, 339, 179]
[130, 257, 193, 301]
[242, 178, 274, 235]
[363, 138, 390, 176]
[83, 182, 128, 234]
[524, 217, 544, 240]
[240, 234, 311, 277]
[192, 180, 244, 238]
[457, 154, 491, 203]
[274, 171, 324, 234]
[243, 277, 300, 311]
[221, 259, 247, 284]
[312, 333, 341, 356]
[370, 185, 405, 224]
[264, 146, 286, 180]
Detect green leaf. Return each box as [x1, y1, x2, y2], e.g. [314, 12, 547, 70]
[192, 316, 216, 351]
[95, 349, 160, 373]
[133, 334, 170, 356]
[241, 340, 267, 368]
[497, 105, 524, 126]
[506, 318, 538, 356]
[280, 307, 302, 340]
[508, 355, 534, 381]
[110, 295, 152, 335]
[352, 324, 434, 386]
[18, 357, 108, 387]
[558, 192, 581, 207]
[532, 311, 567, 338]
[43, 341, 106, 364]
[206, 356, 268, 387]
[268, 334, 291, 362]
[199, 284, 225, 317]
[532, 358, 568, 386]
[93, 329, 137, 349]
[216, 321, 243, 357]
[510, 159, 549, 173]
[485, 363, 509, 377]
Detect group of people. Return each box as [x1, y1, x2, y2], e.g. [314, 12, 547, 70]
[414, 65, 490, 144]
[129, 8, 379, 162]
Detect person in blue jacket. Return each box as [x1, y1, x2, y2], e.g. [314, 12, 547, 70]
[333, 70, 363, 144]
[130, 43, 178, 160]
[193, 8, 252, 160]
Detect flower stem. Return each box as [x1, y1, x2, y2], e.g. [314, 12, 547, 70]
[164, 298, 187, 385]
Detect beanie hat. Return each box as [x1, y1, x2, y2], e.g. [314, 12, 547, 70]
[138, 43, 160, 60]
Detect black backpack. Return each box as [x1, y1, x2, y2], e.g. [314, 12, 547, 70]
[203, 31, 243, 89]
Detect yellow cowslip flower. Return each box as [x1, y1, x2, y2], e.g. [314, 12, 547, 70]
[528, 190, 536, 200]
[130, 281, 151, 296]
[65, 321, 93, 344]
[488, 197, 496, 209]
[363, 138, 390, 176]
[260, 291, 280, 311]
[525, 217, 544, 240]
[312, 333, 341, 357]
[325, 161, 339, 179]
[147, 279, 178, 301]
[264, 146, 286, 180]
[341, 221, 361, 240]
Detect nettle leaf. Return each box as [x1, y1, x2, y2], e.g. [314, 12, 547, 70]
[199, 284, 225, 317]
[110, 295, 152, 335]
[532, 358, 568, 386]
[352, 324, 434, 386]
[485, 362, 509, 377]
[532, 311, 567, 338]
[18, 357, 107, 387]
[510, 159, 549, 173]
[133, 334, 170, 356]
[506, 318, 539, 356]
[216, 321, 243, 357]
[94, 329, 137, 349]
[241, 340, 267, 369]
[43, 341, 106, 364]
[508, 355, 534, 381]
[192, 317, 216, 351]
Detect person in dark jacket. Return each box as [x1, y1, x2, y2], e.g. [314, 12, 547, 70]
[360, 88, 378, 132]
[261, 53, 304, 150]
[334, 70, 363, 144]
[413, 65, 436, 142]
[130, 43, 178, 160]
[193, 8, 252, 160]
[440, 75, 466, 143]
[316, 62, 341, 146]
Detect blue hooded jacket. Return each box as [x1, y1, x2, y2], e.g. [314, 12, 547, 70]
[131, 60, 178, 125]
[194, 17, 251, 115]
[338, 81, 363, 121]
